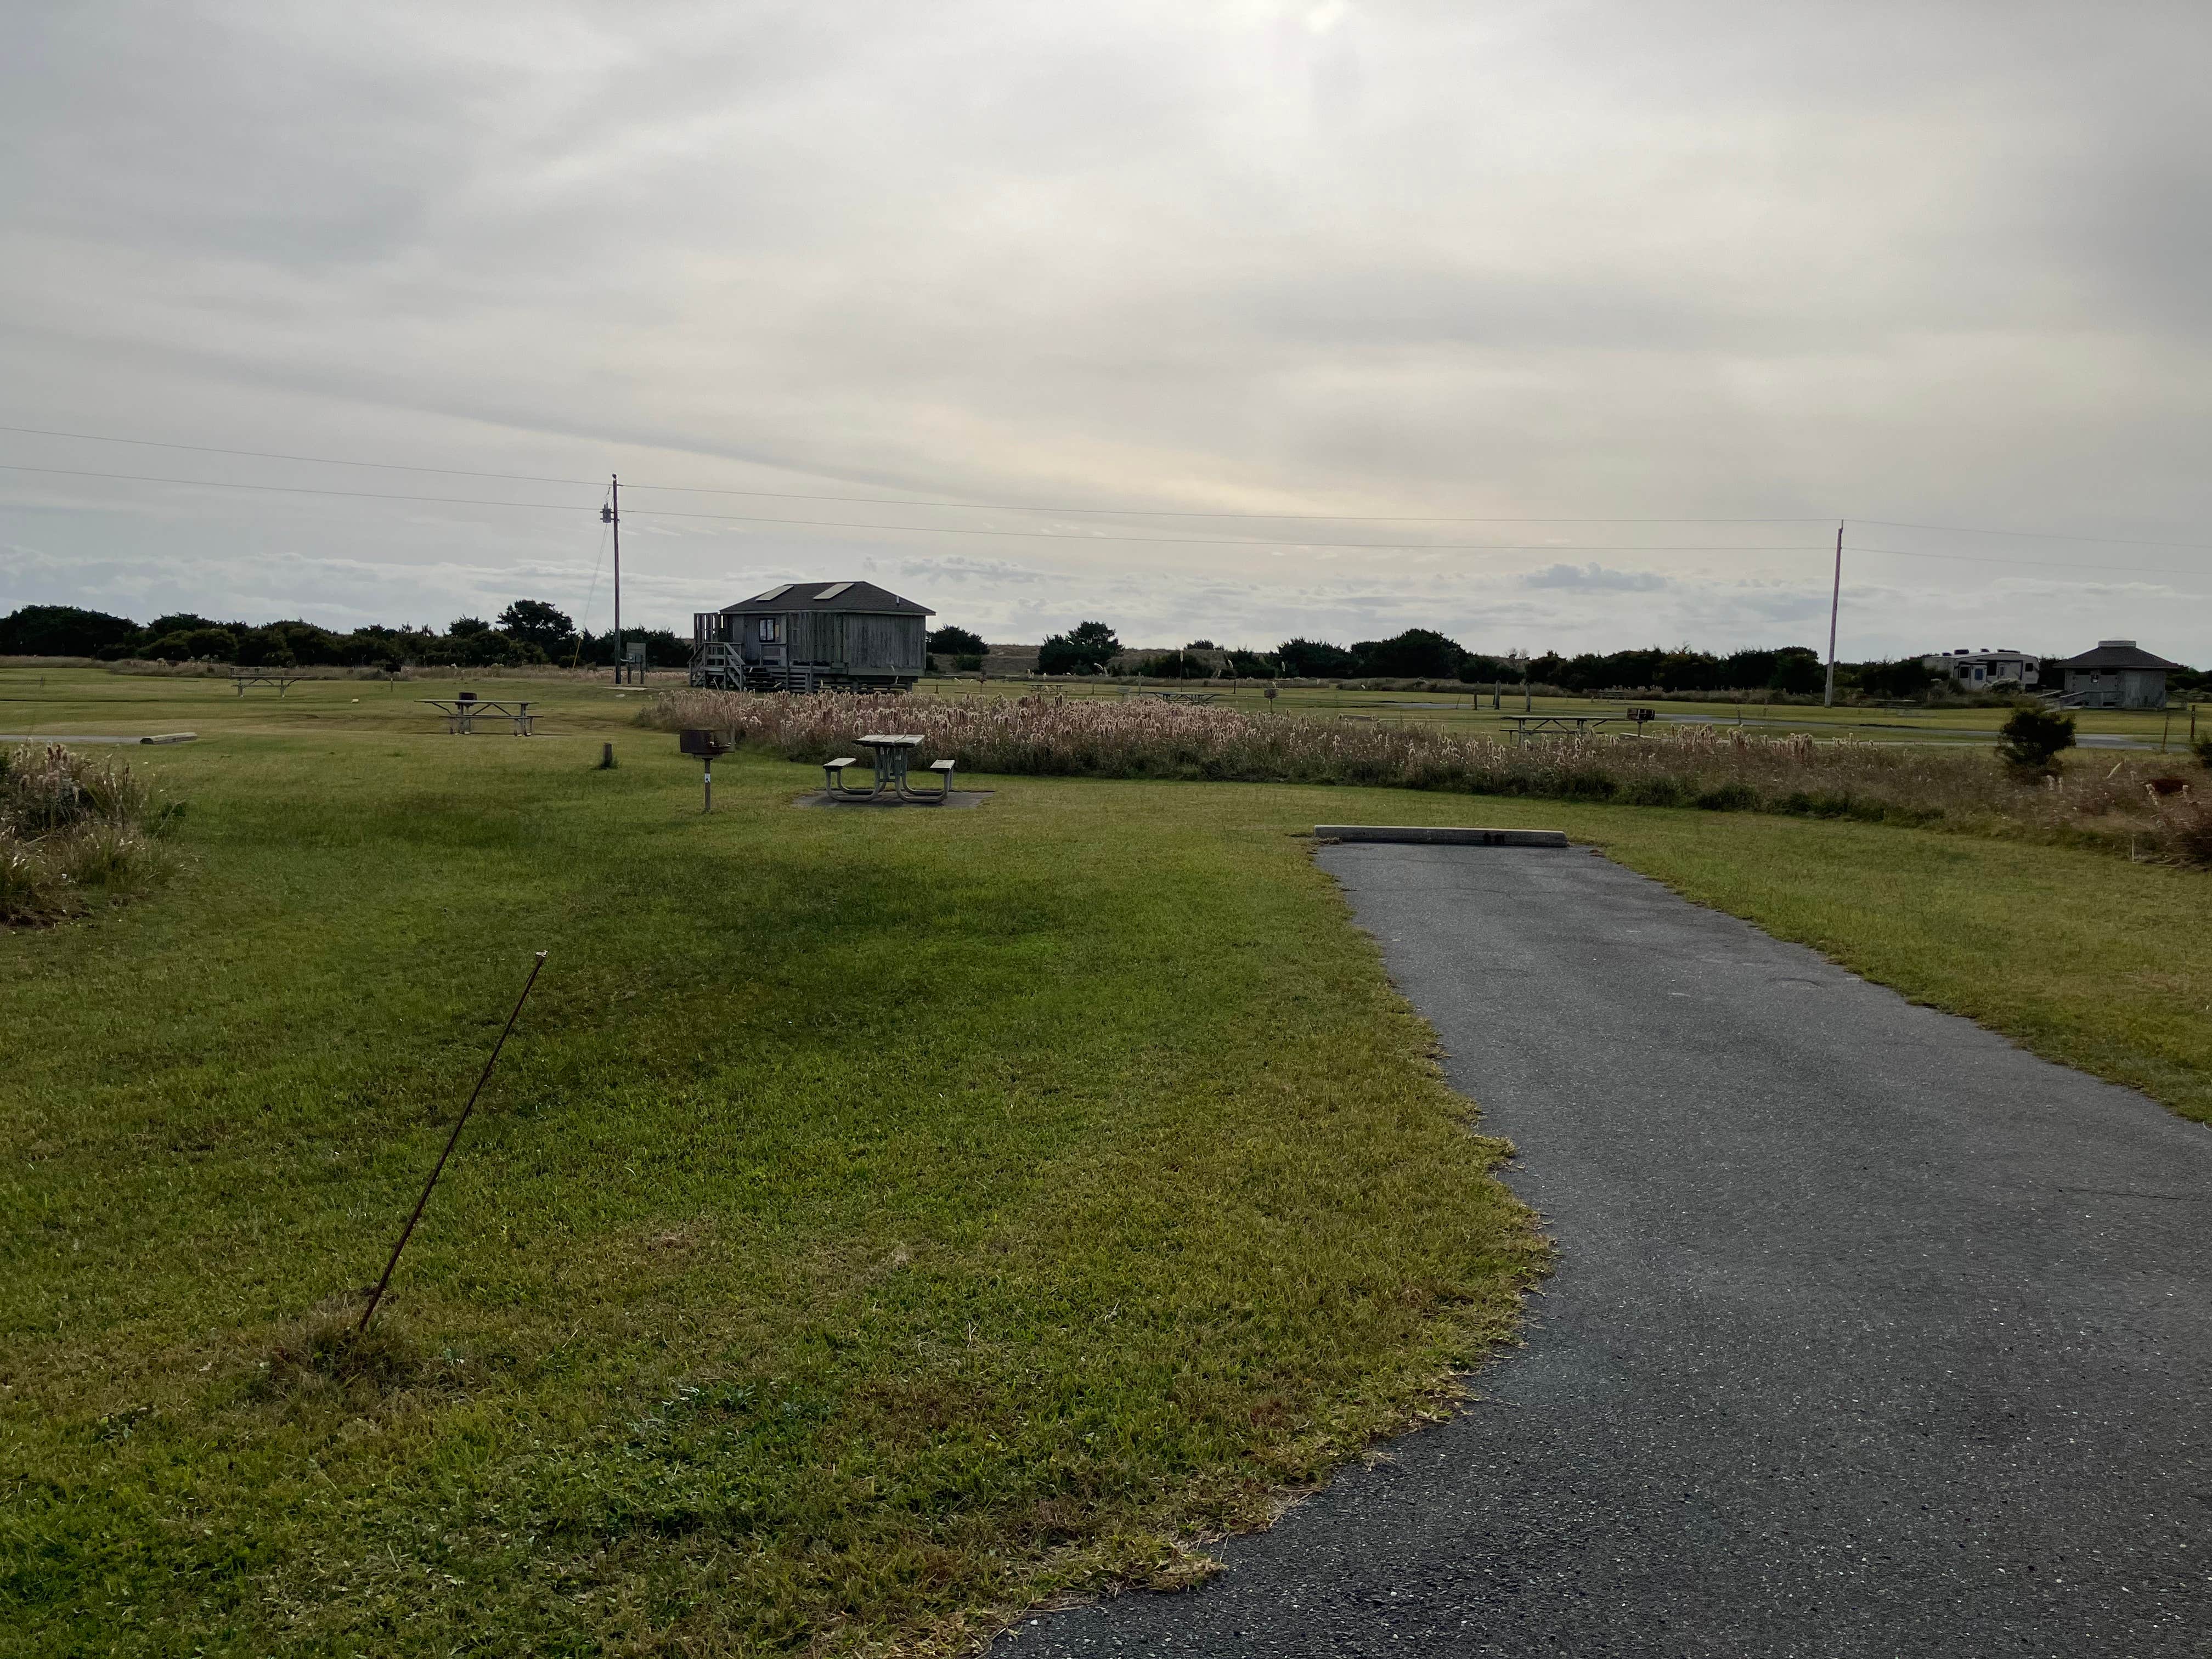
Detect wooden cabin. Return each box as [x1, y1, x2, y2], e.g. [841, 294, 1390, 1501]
[690, 580, 933, 692]
[2051, 640, 2183, 710]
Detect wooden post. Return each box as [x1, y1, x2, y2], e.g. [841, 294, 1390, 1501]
[1823, 519, 1843, 707]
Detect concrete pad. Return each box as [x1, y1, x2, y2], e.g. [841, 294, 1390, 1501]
[1316, 824, 1567, 847]
[0, 732, 198, 745]
[795, 789, 992, 810]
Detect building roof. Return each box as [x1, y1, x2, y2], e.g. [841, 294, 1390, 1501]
[2053, 640, 2185, 673]
[719, 580, 932, 618]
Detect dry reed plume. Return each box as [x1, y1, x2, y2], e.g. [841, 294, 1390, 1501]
[644, 689, 2212, 867]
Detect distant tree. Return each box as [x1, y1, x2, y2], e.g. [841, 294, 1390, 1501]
[146, 612, 230, 637]
[448, 616, 493, 639]
[1276, 637, 1357, 678]
[1766, 648, 1825, 696]
[1350, 629, 1464, 679]
[147, 627, 239, 663]
[1854, 658, 1938, 700]
[1185, 639, 1218, 651]
[1141, 650, 1210, 679]
[1227, 650, 1278, 678]
[1037, 620, 1120, 675]
[1997, 706, 2075, 773]
[0, 605, 140, 658]
[496, 599, 575, 653]
[928, 625, 986, 654]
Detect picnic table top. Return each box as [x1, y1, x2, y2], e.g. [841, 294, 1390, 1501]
[420, 697, 535, 711]
[1504, 712, 1617, 724]
[859, 732, 924, 746]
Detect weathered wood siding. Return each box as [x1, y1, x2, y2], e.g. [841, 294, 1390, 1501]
[707, 610, 922, 674]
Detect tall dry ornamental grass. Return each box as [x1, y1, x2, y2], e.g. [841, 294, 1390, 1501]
[0, 743, 183, 923]
[644, 689, 2212, 867]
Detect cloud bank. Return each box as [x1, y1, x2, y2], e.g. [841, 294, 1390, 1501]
[3, 1, 2207, 660]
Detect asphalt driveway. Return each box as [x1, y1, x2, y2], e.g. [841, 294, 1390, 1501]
[996, 843, 2212, 1656]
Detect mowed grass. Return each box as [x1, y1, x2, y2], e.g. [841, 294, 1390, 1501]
[4, 669, 2210, 1656]
[0, 707, 1543, 1656]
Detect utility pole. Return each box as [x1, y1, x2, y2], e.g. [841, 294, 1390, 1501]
[1823, 518, 1843, 707]
[602, 476, 621, 682]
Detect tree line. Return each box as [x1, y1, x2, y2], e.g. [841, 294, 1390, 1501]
[935, 621, 1946, 697]
[0, 601, 685, 670]
[13, 603, 2127, 701]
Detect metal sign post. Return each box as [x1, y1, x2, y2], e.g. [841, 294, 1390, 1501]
[679, 729, 731, 812]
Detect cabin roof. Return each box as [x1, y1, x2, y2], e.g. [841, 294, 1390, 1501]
[718, 580, 932, 617]
[2054, 640, 2185, 672]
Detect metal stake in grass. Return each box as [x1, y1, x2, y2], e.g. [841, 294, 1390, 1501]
[357, 950, 548, 1334]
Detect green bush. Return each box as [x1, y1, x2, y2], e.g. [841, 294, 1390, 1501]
[1693, 783, 1759, 811]
[1996, 706, 2076, 771]
[2194, 735, 2212, 769]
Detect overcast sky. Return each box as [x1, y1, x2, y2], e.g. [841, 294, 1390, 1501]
[4, 1, 2207, 660]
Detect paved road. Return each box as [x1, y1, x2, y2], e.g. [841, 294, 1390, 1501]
[997, 845, 2212, 1657]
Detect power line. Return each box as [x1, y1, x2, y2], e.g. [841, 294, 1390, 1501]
[10, 460, 2210, 580]
[0, 462, 592, 514]
[1853, 517, 2212, 553]
[0, 462, 1822, 552]
[0, 423, 1831, 523]
[0, 424, 601, 488]
[3, 433, 2207, 567]
[1847, 543, 2210, 581]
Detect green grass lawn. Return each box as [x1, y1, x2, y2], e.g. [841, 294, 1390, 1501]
[0, 681, 1542, 1657]
[4, 668, 2210, 1656]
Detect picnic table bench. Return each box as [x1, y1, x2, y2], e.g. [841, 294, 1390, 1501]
[420, 697, 538, 736]
[821, 734, 956, 804]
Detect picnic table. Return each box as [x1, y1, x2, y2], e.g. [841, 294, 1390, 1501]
[230, 668, 300, 695]
[820, 733, 957, 804]
[1502, 712, 1619, 744]
[421, 697, 538, 736]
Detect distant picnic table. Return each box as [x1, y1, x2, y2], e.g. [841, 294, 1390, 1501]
[1497, 708, 1660, 744]
[1502, 713, 1619, 744]
[229, 668, 300, 696]
[420, 697, 538, 736]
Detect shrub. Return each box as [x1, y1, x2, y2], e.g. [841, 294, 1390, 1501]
[1996, 706, 2076, 771]
[1037, 622, 1120, 676]
[1693, 782, 1759, 812]
[0, 744, 181, 924]
[2194, 735, 2212, 769]
[928, 625, 986, 655]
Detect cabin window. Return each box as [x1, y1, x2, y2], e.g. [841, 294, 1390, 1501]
[758, 617, 782, 643]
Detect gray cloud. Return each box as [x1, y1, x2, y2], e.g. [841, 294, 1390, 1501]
[1522, 564, 1671, 594]
[3, 1, 2208, 664]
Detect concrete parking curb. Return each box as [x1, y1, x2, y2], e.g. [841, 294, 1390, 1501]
[1314, 824, 1568, 847]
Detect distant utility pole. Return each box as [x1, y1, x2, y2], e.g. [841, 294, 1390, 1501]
[1823, 519, 1843, 707]
[601, 475, 621, 682]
